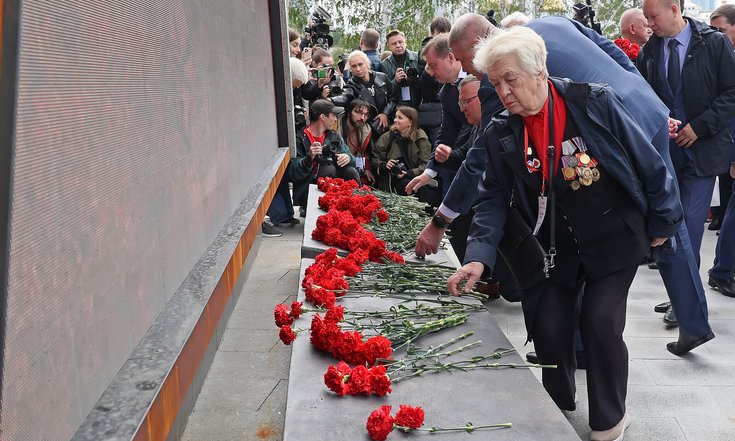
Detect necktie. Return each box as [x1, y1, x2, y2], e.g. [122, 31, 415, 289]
[667, 38, 681, 91]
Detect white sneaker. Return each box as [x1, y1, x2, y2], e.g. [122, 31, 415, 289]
[590, 412, 630, 441]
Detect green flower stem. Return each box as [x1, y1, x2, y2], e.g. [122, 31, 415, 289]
[424, 422, 513, 433]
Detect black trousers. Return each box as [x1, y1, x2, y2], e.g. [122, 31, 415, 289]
[531, 264, 637, 431]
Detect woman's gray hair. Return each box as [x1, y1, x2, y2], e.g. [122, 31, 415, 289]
[473, 26, 548, 79]
[500, 11, 530, 28]
[289, 57, 309, 85]
[347, 50, 372, 72]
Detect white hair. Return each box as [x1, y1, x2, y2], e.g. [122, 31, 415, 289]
[457, 74, 480, 91]
[289, 57, 309, 85]
[500, 11, 530, 28]
[347, 50, 371, 72]
[473, 26, 547, 79]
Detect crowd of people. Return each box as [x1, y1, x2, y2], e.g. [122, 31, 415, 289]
[273, 3, 735, 440]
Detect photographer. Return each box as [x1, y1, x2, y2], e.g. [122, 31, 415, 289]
[289, 100, 360, 209]
[302, 48, 340, 101]
[381, 30, 422, 109]
[331, 51, 395, 134]
[372, 106, 430, 194]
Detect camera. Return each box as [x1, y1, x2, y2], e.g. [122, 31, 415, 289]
[294, 105, 306, 131]
[315, 141, 340, 165]
[303, 6, 334, 49]
[390, 161, 408, 176]
[573, 1, 602, 35]
[326, 79, 342, 96]
[405, 67, 419, 81]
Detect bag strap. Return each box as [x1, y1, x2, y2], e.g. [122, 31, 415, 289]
[544, 85, 557, 278]
[396, 136, 415, 170]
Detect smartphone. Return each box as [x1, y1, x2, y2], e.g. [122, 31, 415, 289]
[317, 68, 328, 79]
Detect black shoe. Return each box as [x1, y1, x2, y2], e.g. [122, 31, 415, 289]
[640, 249, 654, 265]
[261, 222, 283, 237]
[575, 351, 586, 370]
[708, 276, 735, 297]
[667, 332, 715, 356]
[663, 306, 678, 326]
[708, 218, 722, 231]
[654, 301, 671, 313]
[526, 351, 538, 364]
[648, 261, 659, 270]
[274, 217, 300, 227]
[299, 206, 307, 217]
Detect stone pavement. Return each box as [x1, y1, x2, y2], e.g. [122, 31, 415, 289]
[181, 218, 735, 441]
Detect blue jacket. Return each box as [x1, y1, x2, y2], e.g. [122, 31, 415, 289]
[464, 78, 683, 271]
[442, 16, 671, 217]
[637, 17, 735, 176]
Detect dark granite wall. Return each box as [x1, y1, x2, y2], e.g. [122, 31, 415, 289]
[1, 1, 282, 439]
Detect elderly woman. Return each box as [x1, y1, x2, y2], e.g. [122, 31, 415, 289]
[372, 106, 431, 193]
[448, 27, 682, 441]
[331, 50, 396, 133]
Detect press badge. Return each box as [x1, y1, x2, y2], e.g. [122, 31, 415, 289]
[355, 156, 365, 170]
[401, 86, 411, 101]
[533, 196, 548, 236]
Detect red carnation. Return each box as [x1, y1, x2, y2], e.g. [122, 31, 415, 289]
[274, 304, 293, 327]
[325, 305, 345, 324]
[366, 405, 395, 441]
[395, 404, 425, 430]
[376, 209, 389, 223]
[346, 365, 373, 395]
[279, 325, 297, 345]
[369, 365, 392, 396]
[324, 361, 350, 396]
[290, 301, 303, 319]
[363, 335, 393, 366]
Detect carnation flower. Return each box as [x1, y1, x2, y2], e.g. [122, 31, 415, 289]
[366, 405, 395, 441]
[290, 301, 303, 319]
[394, 405, 425, 430]
[278, 325, 297, 345]
[274, 304, 293, 327]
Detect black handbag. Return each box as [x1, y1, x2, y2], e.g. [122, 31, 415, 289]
[496, 87, 557, 289]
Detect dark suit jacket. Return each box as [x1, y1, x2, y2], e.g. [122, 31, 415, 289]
[637, 17, 735, 176]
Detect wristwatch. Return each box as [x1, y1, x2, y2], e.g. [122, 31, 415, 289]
[431, 214, 449, 229]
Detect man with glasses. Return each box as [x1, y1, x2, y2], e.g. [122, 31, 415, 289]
[337, 99, 377, 185]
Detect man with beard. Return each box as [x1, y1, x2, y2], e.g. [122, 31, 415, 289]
[337, 99, 377, 185]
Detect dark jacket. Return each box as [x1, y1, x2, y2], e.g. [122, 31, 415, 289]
[464, 78, 683, 272]
[331, 71, 396, 119]
[289, 128, 356, 203]
[637, 17, 735, 176]
[372, 129, 431, 191]
[381, 50, 422, 109]
[363, 49, 383, 73]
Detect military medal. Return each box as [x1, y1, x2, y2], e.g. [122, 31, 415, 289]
[581, 177, 593, 186]
[577, 153, 591, 166]
[571, 180, 581, 190]
[580, 168, 592, 179]
[591, 168, 600, 181]
[563, 167, 577, 180]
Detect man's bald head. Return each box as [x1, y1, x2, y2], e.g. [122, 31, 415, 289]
[448, 13, 500, 77]
[620, 8, 652, 46]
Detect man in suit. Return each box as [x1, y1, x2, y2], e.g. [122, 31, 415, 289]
[415, 12, 714, 355]
[639, 0, 735, 266]
[706, 3, 735, 298]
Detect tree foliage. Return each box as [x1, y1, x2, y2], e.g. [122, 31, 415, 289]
[286, 0, 640, 53]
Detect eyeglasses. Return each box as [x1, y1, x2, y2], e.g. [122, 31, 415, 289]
[458, 95, 478, 110]
[352, 110, 371, 117]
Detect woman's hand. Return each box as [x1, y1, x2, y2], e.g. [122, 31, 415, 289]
[447, 262, 485, 296]
[385, 159, 398, 170]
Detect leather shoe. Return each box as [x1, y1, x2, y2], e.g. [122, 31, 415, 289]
[708, 276, 735, 297]
[663, 306, 678, 326]
[475, 282, 501, 300]
[648, 261, 658, 270]
[654, 301, 671, 313]
[667, 332, 715, 356]
[708, 218, 722, 231]
[590, 412, 630, 441]
[526, 351, 539, 364]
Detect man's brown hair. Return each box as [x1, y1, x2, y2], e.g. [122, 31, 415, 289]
[386, 30, 406, 42]
[430, 17, 451, 34]
[421, 34, 451, 60]
[711, 4, 735, 25]
[361, 29, 380, 49]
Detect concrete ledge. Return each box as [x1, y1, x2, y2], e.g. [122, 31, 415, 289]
[72, 147, 289, 441]
[284, 258, 580, 440]
[301, 184, 456, 267]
